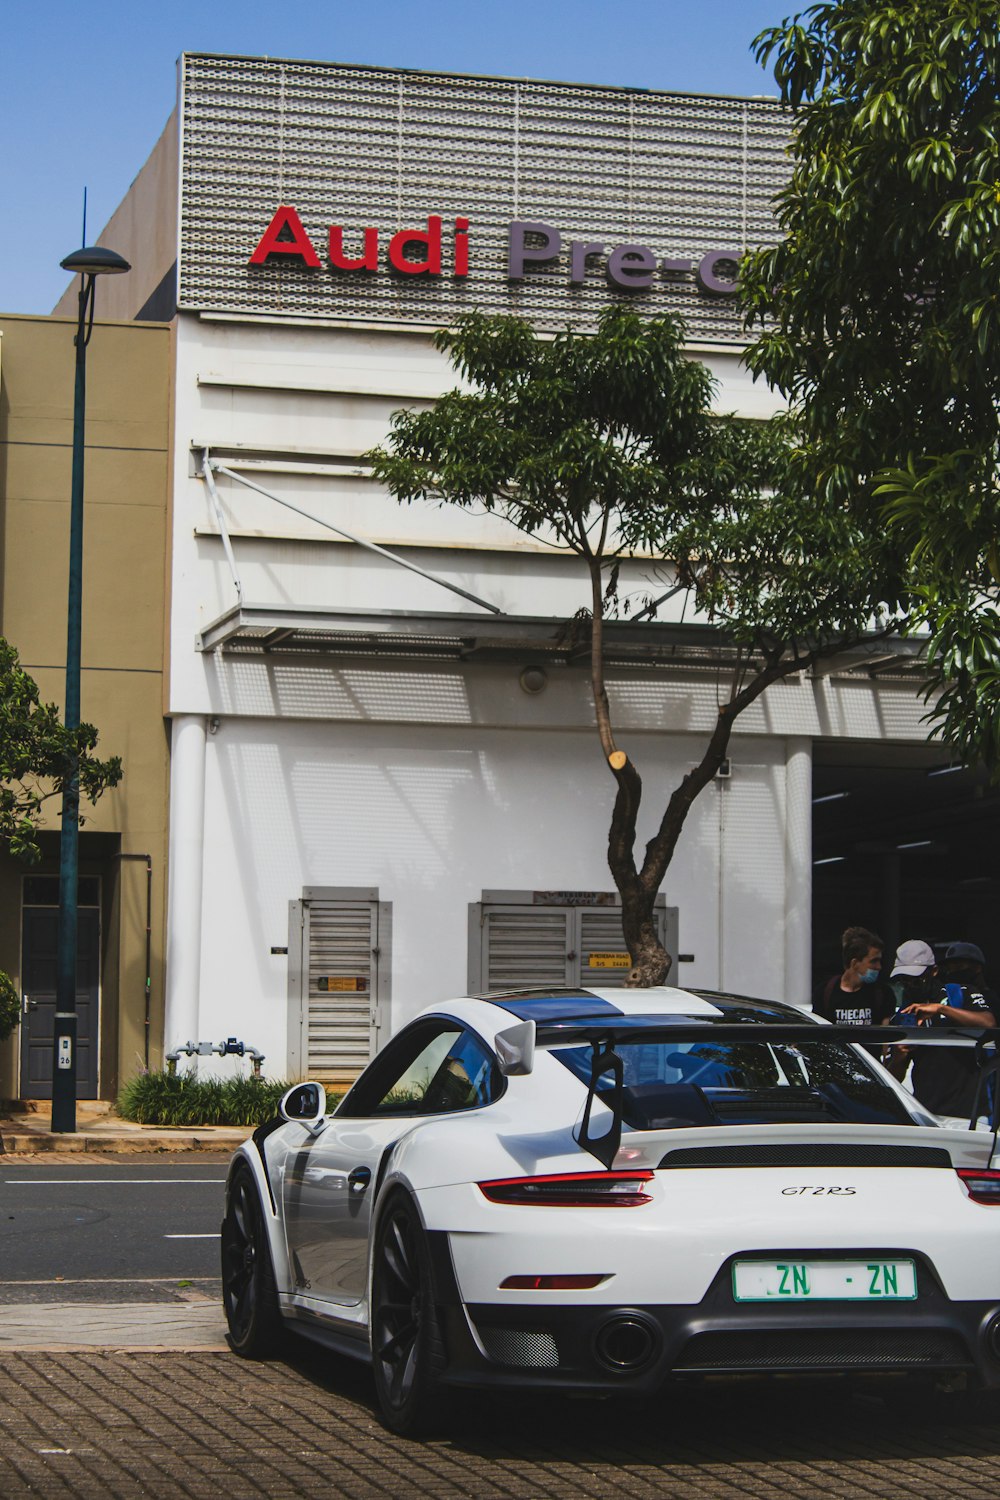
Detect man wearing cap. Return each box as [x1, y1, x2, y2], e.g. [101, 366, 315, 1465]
[890, 940, 996, 1119]
[941, 942, 999, 1011]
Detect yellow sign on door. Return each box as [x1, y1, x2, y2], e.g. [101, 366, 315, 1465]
[317, 976, 366, 992]
[588, 952, 631, 969]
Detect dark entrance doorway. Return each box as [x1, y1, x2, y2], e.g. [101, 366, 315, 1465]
[811, 745, 1000, 993]
[20, 875, 101, 1099]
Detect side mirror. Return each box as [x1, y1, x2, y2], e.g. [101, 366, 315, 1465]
[280, 1081, 328, 1134]
[495, 1019, 536, 1077]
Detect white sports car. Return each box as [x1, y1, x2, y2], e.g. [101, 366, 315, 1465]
[221, 986, 1000, 1433]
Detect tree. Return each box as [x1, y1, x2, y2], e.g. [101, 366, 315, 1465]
[368, 306, 913, 985]
[0, 637, 122, 865]
[740, 2, 1000, 765]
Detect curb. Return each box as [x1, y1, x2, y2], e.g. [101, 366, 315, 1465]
[0, 1128, 248, 1154]
[0, 1301, 229, 1349]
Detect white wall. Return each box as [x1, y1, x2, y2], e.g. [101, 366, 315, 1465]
[163, 311, 928, 1074]
[168, 317, 789, 715]
[194, 715, 801, 1071]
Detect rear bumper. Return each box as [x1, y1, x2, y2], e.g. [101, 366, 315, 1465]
[429, 1235, 1000, 1393]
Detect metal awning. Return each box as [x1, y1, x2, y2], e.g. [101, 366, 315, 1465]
[195, 603, 928, 679]
[195, 451, 929, 678]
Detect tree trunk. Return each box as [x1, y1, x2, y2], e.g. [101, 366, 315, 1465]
[604, 754, 672, 986]
[586, 550, 863, 990]
[604, 672, 787, 987]
[620, 886, 671, 987]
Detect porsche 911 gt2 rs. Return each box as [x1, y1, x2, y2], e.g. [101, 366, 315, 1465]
[221, 986, 1000, 1434]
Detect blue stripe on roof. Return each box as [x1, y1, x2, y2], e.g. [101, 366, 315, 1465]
[490, 995, 625, 1021]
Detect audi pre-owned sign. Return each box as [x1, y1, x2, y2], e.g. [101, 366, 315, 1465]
[180, 54, 788, 343]
[248, 206, 741, 299]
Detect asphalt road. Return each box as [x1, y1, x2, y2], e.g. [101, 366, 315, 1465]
[0, 1153, 229, 1302]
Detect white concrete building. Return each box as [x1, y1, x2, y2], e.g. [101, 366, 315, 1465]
[62, 55, 981, 1086]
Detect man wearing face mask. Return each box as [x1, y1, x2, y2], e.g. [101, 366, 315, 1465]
[890, 940, 996, 1119]
[813, 926, 894, 1028]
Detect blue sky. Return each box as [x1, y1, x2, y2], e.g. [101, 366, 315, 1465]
[2, 0, 785, 315]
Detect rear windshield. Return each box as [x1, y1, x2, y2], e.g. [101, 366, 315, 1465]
[553, 1037, 914, 1128]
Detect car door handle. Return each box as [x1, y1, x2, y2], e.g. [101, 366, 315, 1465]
[348, 1166, 372, 1195]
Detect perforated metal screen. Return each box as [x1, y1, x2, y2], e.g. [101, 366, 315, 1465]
[179, 55, 788, 343]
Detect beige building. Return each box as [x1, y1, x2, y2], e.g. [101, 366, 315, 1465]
[0, 312, 171, 1101]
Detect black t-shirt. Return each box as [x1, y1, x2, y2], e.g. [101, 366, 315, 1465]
[907, 983, 998, 1119]
[812, 976, 895, 1028]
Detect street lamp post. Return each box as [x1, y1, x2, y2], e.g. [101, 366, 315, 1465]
[51, 245, 130, 1133]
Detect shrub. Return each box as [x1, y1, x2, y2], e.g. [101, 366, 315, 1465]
[116, 1071, 304, 1127]
[0, 971, 18, 1042]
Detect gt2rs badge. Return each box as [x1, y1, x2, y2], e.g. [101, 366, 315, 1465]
[781, 1185, 856, 1195]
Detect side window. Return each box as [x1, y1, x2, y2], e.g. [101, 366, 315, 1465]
[374, 1029, 459, 1114]
[338, 1019, 501, 1117]
[422, 1030, 499, 1113]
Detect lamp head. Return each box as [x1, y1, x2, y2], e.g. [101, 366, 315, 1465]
[60, 246, 131, 277]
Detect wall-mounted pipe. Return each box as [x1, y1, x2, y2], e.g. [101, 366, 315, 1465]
[167, 1038, 266, 1079]
[115, 851, 153, 1071]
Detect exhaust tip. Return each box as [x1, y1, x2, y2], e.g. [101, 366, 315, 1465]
[984, 1313, 1000, 1362]
[594, 1313, 660, 1373]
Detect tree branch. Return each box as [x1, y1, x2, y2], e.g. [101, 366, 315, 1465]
[637, 630, 892, 893]
[588, 555, 618, 763]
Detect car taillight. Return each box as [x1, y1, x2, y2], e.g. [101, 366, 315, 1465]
[957, 1168, 1000, 1204]
[478, 1171, 654, 1207]
[500, 1274, 609, 1290]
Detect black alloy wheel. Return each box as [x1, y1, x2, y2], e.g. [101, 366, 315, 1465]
[371, 1190, 445, 1435]
[221, 1163, 283, 1357]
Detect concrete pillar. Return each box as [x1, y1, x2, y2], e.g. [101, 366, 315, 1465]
[784, 737, 812, 1007]
[164, 715, 207, 1058]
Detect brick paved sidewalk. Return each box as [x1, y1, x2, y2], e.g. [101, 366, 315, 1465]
[2, 1348, 1000, 1500]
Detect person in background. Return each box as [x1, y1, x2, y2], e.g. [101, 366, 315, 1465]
[813, 926, 895, 1028]
[940, 942, 999, 1012]
[890, 939, 997, 1120]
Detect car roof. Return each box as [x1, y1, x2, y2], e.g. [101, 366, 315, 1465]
[418, 986, 812, 1039]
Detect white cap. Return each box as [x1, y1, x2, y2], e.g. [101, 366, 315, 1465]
[891, 939, 936, 978]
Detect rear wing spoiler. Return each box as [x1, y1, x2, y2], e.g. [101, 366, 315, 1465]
[494, 1018, 1000, 1169]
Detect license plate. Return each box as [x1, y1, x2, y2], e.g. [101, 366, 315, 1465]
[732, 1259, 917, 1302]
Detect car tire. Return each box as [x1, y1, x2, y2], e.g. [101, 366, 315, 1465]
[370, 1189, 446, 1436]
[221, 1162, 283, 1358]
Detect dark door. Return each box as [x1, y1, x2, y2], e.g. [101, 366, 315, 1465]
[20, 888, 101, 1100]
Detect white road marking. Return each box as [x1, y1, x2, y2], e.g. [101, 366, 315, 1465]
[5, 1179, 226, 1185]
[163, 1233, 221, 1239]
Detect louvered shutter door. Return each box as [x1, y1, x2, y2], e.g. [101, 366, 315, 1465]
[305, 901, 375, 1074]
[482, 906, 571, 991]
[578, 907, 670, 986]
